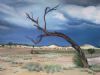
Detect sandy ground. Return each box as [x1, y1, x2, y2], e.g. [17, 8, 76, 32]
[0, 47, 99, 75]
[17, 70, 93, 75]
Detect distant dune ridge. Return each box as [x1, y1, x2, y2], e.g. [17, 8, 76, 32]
[46, 44, 98, 49]
[80, 44, 98, 49]
[0, 44, 99, 50]
[33, 44, 99, 50]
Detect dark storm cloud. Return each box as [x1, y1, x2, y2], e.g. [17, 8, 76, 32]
[0, 20, 24, 35]
[0, 0, 36, 7]
[0, 0, 60, 8]
[0, 12, 9, 18]
[61, 11, 100, 27]
[66, 18, 100, 27]
[0, 20, 16, 29]
[60, 0, 100, 6]
[8, 2, 35, 7]
[1, 0, 100, 7]
[0, 0, 100, 47]
[8, 1, 37, 7]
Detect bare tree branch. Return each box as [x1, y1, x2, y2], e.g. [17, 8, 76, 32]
[26, 13, 39, 24]
[26, 5, 89, 68]
[26, 34, 46, 44]
[44, 5, 59, 31]
[45, 5, 59, 14]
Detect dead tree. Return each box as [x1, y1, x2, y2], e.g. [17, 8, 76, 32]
[26, 5, 89, 68]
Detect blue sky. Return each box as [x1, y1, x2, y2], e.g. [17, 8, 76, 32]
[0, 0, 100, 47]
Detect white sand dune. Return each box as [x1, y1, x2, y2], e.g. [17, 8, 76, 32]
[80, 44, 98, 49]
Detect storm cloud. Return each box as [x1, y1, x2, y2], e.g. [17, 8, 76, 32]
[0, 0, 100, 47]
[60, 0, 100, 6]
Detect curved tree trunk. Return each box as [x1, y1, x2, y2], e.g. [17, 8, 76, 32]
[41, 32, 89, 68]
[26, 5, 89, 68]
[61, 35, 89, 68]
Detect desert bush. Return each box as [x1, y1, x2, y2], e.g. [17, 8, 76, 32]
[80, 68, 95, 74]
[11, 60, 23, 65]
[0, 65, 6, 71]
[73, 53, 84, 67]
[34, 50, 40, 54]
[87, 49, 95, 56]
[23, 62, 42, 72]
[23, 62, 63, 73]
[1, 57, 13, 62]
[7, 42, 13, 48]
[90, 65, 100, 72]
[44, 64, 62, 73]
[39, 53, 60, 58]
[1, 44, 5, 47]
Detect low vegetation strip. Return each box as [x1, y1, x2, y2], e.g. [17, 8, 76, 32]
[31, 49, 76, 54]
[22, 62, 63, 73]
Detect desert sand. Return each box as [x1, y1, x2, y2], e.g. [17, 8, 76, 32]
[0, 47, 99, 75]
